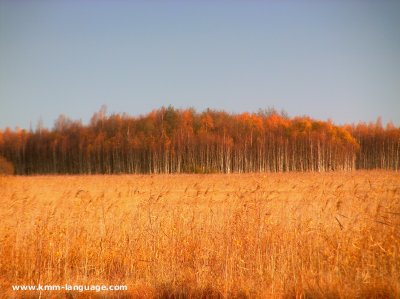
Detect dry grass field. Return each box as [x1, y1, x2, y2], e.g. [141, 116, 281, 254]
[0, 171, 399, 298]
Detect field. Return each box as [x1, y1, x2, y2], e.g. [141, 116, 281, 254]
[0, 171, 399, 298]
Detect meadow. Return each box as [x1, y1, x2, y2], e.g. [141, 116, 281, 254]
[0, 171, 399, 298]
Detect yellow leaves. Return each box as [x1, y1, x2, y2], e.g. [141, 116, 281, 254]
[200, 113, 214, 131]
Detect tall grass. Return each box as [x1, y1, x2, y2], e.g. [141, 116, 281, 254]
[0, 171, 399, 298]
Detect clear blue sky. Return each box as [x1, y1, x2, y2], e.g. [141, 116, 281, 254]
[1, 0, 399, 130]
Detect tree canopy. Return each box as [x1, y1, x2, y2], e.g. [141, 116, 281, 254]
[0, 106, 398, 174]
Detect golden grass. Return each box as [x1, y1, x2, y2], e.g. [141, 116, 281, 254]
[0, 171, 399, 298]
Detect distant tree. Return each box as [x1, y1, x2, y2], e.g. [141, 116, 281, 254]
[0, 156, 14, 175]
[0, 107, 398, 174]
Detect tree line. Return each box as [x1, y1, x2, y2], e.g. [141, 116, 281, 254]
[0, 106, 398, 174]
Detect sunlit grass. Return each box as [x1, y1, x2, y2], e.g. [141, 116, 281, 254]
[0, 171, 399, 298]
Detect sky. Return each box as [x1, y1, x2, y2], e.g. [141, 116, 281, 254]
[1, 0, 399, 130]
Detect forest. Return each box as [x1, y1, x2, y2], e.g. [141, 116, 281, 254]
[0, 106, 399, 174]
